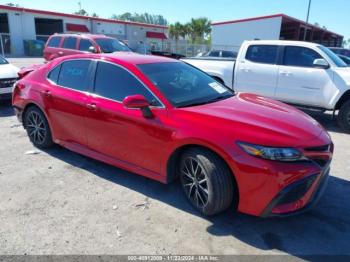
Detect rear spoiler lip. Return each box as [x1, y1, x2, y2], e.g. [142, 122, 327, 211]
[18, 64, 44, 79]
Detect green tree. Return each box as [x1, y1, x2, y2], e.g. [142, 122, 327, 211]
[186, 17, 211, 44]
[111, 12, 168, 25]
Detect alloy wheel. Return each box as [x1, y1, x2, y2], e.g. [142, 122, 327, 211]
[26, 111, 47, 145]
[181, 157, 209, 209]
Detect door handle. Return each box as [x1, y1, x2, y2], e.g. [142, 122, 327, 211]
[280, 71, 292, 76]
[86, 103, 97, 111]
[58, 51, 64, 55]
[41, 90, 51, 98]
[240, 68, 251, 72]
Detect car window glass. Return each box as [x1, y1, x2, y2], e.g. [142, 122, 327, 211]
[63, 37, 77, 50]
[94, 62, 160, 105]
[138, 62, 233, 108]
[208, 51, 220, 57]
[79, 39, 94, 52]
[58, 60, 90, 91]
[246, 45, 278, 64]
[48, 64, 61, 83]
[221, 51, 234, 58]
[47, 37, 61, 48]
[284, 46, 322, 67]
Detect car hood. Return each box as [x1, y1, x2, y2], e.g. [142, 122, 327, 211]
[0, 64, 19, 78]
[176, 93, 329, 148]
[333, 67, 350, 85]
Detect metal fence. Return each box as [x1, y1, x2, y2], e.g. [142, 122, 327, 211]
[163, 43, 241, 57]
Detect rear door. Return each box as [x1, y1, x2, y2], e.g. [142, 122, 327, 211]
[276, 46, 332, 107]
[235, 45, 279, 98]
[45, 59, 93, 146]
[43, 36, 62, 61]
[60, 36, 81, 57]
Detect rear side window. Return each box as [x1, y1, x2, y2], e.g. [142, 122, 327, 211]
[283, 46, 322, 67]
[48, 64, 61, 83]
[57, 60, 91, 91]
[208, 51, 220, 57]
[79, 39, 94, 52]
[62, 37, 77, 49]
[246, 45, 278, 64]
[94, 62, 160, 105]
[47, 36, 61, 48]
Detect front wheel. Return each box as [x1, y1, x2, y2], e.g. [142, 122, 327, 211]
[338, 100, 350, 133]
[24, 106, 54, 148]
[179, 148, 236, 216]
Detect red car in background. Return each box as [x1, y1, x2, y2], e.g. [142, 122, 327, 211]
[43, 33, 131, 61]
[12, 53, 333, 217]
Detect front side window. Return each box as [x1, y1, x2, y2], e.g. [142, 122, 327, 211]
[62, 37, 77, 50]
[57, 60, 91, 91]
[138, 62, 234, 108]
[47, 36, 62, 48]
[283, 46, 322, 67]
[94, 62, 160, 105]
[79, 39, 94, 52]
[246, 45, 278, 64]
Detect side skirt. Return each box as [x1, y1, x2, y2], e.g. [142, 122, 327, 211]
[58, 140, 167, 184]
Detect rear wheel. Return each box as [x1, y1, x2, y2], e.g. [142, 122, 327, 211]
[24, 106, 54, 148]
[338, 100, 350, 133]
[179, 148, 236, 216]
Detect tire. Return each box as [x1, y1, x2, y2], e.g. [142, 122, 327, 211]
[24, 106, 54, 148]
[337, 100, 350, 133]
[179, 148, 236, 216]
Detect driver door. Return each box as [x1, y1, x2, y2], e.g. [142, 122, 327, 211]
[276, 46, 332, 107]
[85, 61, 171, 174]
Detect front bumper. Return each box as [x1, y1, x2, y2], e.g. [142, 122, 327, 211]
[260, 164, 330, 217]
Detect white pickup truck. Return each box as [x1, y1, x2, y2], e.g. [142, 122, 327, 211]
[183, 40, 350, 133]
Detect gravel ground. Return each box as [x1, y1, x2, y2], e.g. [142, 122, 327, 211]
[0, 58, 349, 258]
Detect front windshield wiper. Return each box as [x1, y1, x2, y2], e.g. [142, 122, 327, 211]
[178, 93, 234, 108]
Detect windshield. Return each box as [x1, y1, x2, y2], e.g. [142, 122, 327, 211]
[0, 56, 8, 65]
[95, 38, 131, 53]
[138, 62, 234, 107]
[318, 45, 347, 68]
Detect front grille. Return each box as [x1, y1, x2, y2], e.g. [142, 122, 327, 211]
[276, 174, 318, 205]
[305, 144, 330, 152]
[0, 78, 18, 89]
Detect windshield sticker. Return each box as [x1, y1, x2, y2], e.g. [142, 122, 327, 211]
[209, 82, 226, 94]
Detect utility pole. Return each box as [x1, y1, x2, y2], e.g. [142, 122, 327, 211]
[78, 2, 82, 11]
[303, 0, 312, 41]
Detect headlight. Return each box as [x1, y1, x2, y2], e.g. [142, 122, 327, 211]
[237, 142, 305, 162]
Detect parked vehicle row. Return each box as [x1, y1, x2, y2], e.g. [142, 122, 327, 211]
[12, 53, 333, 217]
[183, 40, 350, 133]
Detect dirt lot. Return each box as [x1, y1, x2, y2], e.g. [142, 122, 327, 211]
[0, 58, 350, 257]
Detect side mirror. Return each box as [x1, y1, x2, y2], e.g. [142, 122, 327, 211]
[88, 46, 97, 53]
[122, 95, 154, 118]
[313, 58, 329, 69]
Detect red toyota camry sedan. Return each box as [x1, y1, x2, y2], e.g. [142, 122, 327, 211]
[12, 53, 333, 217]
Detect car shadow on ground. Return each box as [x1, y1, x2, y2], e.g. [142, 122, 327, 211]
[0, 100, 14, 117]
[45, 146, 350, 257]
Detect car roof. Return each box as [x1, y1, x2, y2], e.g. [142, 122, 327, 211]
[244, 40, 322, 48]
[51, 33, 113, 40]
[56, 53, 179, 65]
